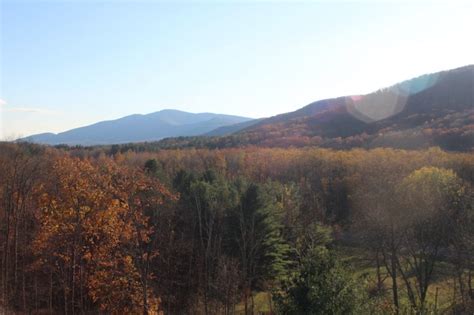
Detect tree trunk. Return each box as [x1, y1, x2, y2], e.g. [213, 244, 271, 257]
[64, 284, 68, 315]
[250, 292, 255, 315]
[268, 292, 273, 315]
[3, 210, 11, 310]
[35, 275, 38, 314]
[468, 269, 473, 299]
[142, 278, 149, 315]
[22, 271, 26, 311]
[80, 264, 84, 314]
[391, 253, 399, 315]
[244, 288, 248, 315]
[13, 215, 18, 295]
[50, 269, 53, 315]
[376, 250, 383, 292]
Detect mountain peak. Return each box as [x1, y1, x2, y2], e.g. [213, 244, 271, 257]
[23, 110, 254, 146]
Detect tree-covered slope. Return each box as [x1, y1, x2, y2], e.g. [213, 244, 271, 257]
[236, 65, 473, 150]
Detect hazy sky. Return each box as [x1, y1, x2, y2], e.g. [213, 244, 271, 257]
[1, 0, 473, 139]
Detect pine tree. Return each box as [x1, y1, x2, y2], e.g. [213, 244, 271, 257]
[227, 182, 290, 314]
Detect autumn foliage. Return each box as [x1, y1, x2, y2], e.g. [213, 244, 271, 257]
[0, 144, 176, 314]
[0, 142, 472, 314]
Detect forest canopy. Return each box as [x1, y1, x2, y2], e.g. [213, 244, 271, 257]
[0, 142, 473, 314]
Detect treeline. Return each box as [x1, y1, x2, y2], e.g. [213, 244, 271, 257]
[1, 143, 473, 314]
[64, 107, 473, 152]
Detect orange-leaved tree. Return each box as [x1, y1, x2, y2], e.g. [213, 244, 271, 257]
[32, 156, 176, 314]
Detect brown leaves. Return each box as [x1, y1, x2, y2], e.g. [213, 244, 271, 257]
[31, 155, 177, 314]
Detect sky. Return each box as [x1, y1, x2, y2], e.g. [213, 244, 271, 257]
[0, 0, 473, 139]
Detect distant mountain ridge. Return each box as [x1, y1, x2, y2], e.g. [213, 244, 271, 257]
[204, 119, 263, 136]
[23, 109, 254, 145]
[234, 64, 474, 150]
[145, 65, 473, 151]
[23, 65, 474, 150]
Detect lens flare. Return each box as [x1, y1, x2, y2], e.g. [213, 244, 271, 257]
[346, 91, 408, 123]
[346, 73, 440, 123]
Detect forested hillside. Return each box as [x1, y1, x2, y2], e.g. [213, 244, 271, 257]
[235, 65, 474, 150]
[1, 142, 472, 314]
[134, 65, 473, 152]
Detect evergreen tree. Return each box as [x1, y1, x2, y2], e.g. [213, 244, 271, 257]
[227, 182, 290, 313]
[275, 224, 365, 315]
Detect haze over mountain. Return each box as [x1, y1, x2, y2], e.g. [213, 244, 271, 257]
[23, 110, 254, 145]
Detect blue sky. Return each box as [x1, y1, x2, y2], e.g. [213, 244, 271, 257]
[1, 1, 473, 138]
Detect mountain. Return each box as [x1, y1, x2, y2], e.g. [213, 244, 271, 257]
[23, 110, 254, 145]
[142, 65, 473, 152]
[233, 65, 474, 150]
[22, 65, 474, 150]
[204, 119, 263, 136]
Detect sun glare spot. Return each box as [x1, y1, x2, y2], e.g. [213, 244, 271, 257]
[345, 73, 440, 123]
[346, 91, 407, 123]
